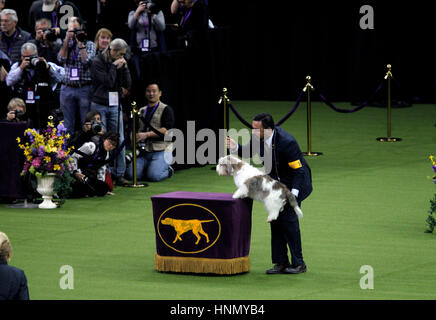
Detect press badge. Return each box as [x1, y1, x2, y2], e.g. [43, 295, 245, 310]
[141, 39, 149, 52]
[109, 92, 119, 106]
[26, 90, 35, 104]
[69, 67, 79, 81]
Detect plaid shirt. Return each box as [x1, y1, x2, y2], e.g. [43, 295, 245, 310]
[58, 40, 96, 86]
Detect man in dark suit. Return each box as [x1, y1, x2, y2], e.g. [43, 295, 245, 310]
[0, 232, 30, 300]
[227, 112, 312, 274]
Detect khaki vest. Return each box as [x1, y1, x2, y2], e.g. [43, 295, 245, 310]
[138, 102, 172, 152]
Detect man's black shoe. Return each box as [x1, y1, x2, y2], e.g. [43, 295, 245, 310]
[283, 263, 307, 274]
[266, 263, 291, 275]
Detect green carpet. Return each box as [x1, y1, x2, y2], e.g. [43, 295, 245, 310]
[1, 101, 436, 300]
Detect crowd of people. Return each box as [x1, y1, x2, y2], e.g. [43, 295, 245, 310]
[0, 0, 210, 197]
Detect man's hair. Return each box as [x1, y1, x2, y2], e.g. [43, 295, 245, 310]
[253, 113, 275, 129]
[109, 38, 128, 52]
[85, 110, 101, 123]
[145, 80, 161, 90]
[21, 42, 38, 55]
[0, 232, 12, 262]
[0, 9, 18, 22]
[7, 97, 26, 112]
[35, 18, 52, 29]
[102, 131, 119, 147]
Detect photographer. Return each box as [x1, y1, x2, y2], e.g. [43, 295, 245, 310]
[70, 131, 119, 198]
[29, 0, 82, 40]
[90, 38, 131, 186]
[6, 42, 64, 129]
[128, 0, 165, 84]
[58, 16, 96, 134]
[3, 98, 31, 126]
[0, 9, 32, 64]
[125, 81, 174, 182]
[69, 110, 105, 150]
[31, 18, 61, 64]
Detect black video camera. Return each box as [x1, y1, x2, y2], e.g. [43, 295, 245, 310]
[42, 28, 58, 42]
[72, 28, 87, 43]
[139, 0, 160, 14]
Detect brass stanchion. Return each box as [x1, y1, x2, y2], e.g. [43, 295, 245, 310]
[302, 76, 322, 156]
[377, 64, 402, 142]
[128, 101, 146, 188]
[218, 88, 230, 156]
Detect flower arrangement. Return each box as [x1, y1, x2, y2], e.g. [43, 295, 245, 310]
[17, 121, 73, 178]
[426, 155, 436, 233]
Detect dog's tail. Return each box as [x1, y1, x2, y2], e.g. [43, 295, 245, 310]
[286, 191, 303, 219]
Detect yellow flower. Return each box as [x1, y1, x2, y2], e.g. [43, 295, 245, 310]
[16, 137, 21, 143]
[53, 164, 61, 171]
[45, 156, 51, 163]
[27, 156, 33, 162]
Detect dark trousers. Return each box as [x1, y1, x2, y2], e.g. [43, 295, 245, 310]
[270, 202, 304, 266]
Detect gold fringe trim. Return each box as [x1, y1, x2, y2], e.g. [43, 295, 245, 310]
[155, 254, 250, 275]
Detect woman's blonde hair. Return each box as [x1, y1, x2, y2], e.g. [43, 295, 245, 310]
[0, 232, 12, 262]
[7, 98, 26, 113]
[94, 28, 113, 51]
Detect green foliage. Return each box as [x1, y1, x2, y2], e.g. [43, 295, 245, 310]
[425, 193, 436, 233]
[53, 171, 74, 207]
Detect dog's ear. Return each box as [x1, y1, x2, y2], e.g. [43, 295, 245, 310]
[231, 162, 243, 172]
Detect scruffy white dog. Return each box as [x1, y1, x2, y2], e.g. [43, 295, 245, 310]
[216, 155, 303, 222]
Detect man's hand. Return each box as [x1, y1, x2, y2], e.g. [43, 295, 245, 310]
[19, 58, 31, 71]
[0, 66, 7, 82]
[226, 136, 237, 150]
[136, 132, 148, 142]
[113, 58, 127, 69]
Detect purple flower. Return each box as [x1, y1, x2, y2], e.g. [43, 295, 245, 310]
[38, 145, 45, 157]
[433, 165, 436, 173]
[56, 122, 67, 135]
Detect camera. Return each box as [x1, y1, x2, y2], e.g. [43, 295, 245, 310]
[43, 28, 58, 42]
[72, 28, 87, 43]
[91, 120, 102, 134]
[139, 0, 160, 14]
[13, 109, 25, 119]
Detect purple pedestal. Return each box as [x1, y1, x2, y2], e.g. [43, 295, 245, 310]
[151, 191, 253, 274]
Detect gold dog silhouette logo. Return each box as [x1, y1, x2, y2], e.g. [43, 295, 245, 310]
[158, 203, 221, 254]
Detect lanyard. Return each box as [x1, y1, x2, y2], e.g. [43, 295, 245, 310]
[141, 14, 149, 35]
[51, 12, 59, 28]
[143, 103, 160, 123]
[181, 8, 193, 28]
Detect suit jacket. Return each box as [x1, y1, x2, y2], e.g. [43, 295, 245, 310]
[238, 126, 312, 202]
[0, 260, 29, 300]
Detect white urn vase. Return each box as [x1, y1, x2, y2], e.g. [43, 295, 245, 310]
[36, 173, 57, 209]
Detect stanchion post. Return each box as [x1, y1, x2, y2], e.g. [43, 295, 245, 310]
[218, 88, 230, 156]
[128, 101, 146, 188]
[377, 64, 402, 142]
[302, 76, 322, 156]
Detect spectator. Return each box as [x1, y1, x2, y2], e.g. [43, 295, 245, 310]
[70, 131, 118, 197]
[128, 0, 165, 83]
[170, 0, 208, 50]
[0, 9, 32, 64]
[125, 81, 174, 182]
[69, 110, 105, 150]
[29, 0, 82, 39]
[90, 38, 131, 186]
[0, 231, 30, 300]
[31, 18, 62, 63]
[94, 27, 112, 54]
[58, 17, 96, 134]
[6, 42, 64, 129]
[3, 97, 30, 125]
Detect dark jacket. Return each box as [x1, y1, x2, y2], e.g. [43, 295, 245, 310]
[238, 126, 312, 202]
[0, 259, 29, 300]
[0, 27, 33, 64]
[90, 49, 131, 106]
